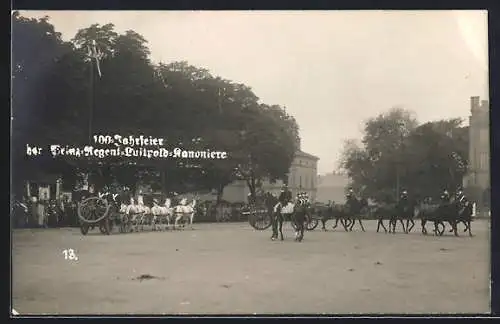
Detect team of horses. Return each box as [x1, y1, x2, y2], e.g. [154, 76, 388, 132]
[98, 191, 197, 233]
[316, 197, 474, 237]
[261, 193, 475, 243]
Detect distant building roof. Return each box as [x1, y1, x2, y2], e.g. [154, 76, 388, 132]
[295, 150, 320, 161]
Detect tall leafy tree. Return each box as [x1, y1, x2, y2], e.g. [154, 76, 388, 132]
[340, 108, 469, 202]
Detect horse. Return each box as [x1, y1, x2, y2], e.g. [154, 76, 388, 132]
[173, 198, 197, 230]
[374, 200, 417, 234]
[330, 198, 367, 232]
[151, 197, 174, 231]
[373, 203, 399, 233]
[135, 195, 153, 231]
[272, 199, 309, 242]
[325, 204, 351, 231]
[446, 201, 474, 236]
[125, 197, 145, 232]
[416, 201, 459, 236]
[397, 199, 418, 234]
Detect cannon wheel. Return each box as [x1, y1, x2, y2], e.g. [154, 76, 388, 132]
[291, 218, 319, 231]
[248, 207, 272, 230]
[78, 197, 110, 235]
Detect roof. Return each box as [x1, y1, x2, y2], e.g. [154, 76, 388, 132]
[295, 150, 320, 161]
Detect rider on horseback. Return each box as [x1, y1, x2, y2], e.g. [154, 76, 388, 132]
[278, 185, 292, 210]
[271, 184, 292, 240]
[440, 189, 451, 204]
[346, 188, 357, 212]
[398, 189, 409, 207]
[455, 187, 469, 211]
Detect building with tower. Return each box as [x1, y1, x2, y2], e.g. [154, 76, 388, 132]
[463, 96, 490, 210]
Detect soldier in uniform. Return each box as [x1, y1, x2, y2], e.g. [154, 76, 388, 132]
[398, 190, 409, 209]
[271, 185, 292, 239]
[455, 187, 468, 206]
[440, 189, 451, 204]
[278, 185, 292, 209]
[397, 190, 410, 218]
[449, 187, 469, 233]
[345, 188, 357, 211]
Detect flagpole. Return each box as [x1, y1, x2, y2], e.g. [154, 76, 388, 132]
[88, 56, 94, 144]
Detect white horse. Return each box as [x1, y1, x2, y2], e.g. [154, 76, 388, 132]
[124, 198, 144, 232]
[174, 198, 197, 230]
[151, 198, 173, 231]
[136, 195, 152, 231]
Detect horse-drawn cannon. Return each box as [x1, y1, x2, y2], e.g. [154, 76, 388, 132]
[243, 203, 319, 231]
[243, 204, 273, 230]
[77, 196, 115, 235]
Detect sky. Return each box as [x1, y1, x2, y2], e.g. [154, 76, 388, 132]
[17, 10, 489, 175]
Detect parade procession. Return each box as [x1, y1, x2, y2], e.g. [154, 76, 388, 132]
[11, 10, 491, 316]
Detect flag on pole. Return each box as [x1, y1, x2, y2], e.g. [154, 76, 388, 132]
[87, 40, 103, 78]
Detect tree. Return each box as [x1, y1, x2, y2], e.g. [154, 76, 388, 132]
[12, 12, 303, 201]
[11, 12, 74, 196]
[234, 104, 299, 198]
[340, 107, 418, 202]
[340, 107, 468, 202]
[401, 118, 468, 199]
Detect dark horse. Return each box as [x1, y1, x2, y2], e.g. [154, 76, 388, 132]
[417, 201, 460, 236]
[272, 200, 309, 242]
[317, 203, 350, 231]
[446, 201, 474, 236]
[330, 198, 367, 232]
[374, 200, 416, 234]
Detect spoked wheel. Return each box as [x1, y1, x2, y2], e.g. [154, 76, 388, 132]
[78, 197, 110, 235]
[306, 218, 319, 231]
[248, 208, 272, 230]
[290, 216, 318, 231]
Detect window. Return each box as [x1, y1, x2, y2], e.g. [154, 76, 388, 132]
[305, 175, 308, 189]
[299, 176, 302, 188]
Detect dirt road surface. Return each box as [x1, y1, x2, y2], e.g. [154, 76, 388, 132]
[12, 219, 490, 315]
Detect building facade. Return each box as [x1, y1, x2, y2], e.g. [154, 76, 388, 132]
[221, 150, 320, 203]
[316, 171, 350, 204]
[463, 96, 490, 208]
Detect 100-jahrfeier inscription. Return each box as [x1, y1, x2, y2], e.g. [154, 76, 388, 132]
[25, 134, 228, 160]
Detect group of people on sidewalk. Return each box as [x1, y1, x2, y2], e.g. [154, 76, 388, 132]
[11, 195, 80, 228]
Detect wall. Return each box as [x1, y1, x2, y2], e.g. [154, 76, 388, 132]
[316, 172, 350, 203]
